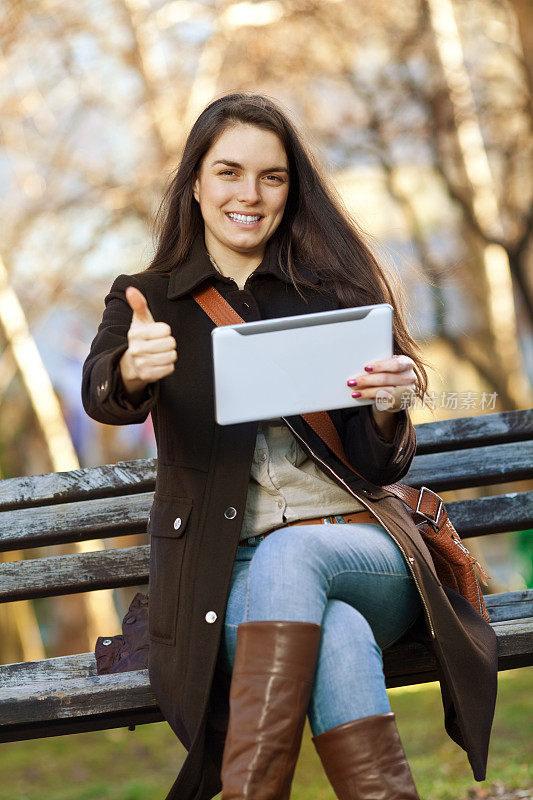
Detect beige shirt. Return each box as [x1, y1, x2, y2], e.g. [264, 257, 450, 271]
[206, 256, 366, 542]
[240, 418, 366, 541]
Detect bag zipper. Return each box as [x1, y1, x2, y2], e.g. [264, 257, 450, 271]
[281, 416, 436, 639]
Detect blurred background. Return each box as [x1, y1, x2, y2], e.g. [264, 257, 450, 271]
[0, 1, 532, 798]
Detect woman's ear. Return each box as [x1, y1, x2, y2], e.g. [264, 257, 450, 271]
[193, 177, 200, 203]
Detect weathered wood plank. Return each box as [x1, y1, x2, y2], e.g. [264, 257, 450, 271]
[445, 492, 533, 538]
[490, 616, 533, 661]
[0, 708, 165, 743]
[403, 441, 533, 490]
[0, 618, 529, 735]
[0, 670, 157, 726]
[0, 653, 99, 687]
[386, 616, 533, 686]
[3, 440, 528, 520]
[0, 411, 531, 510]
[0, 459, 156, 511]
[0, 546, 149, 601]
[0, 492, 154, 552]
[414, 409, 533, 454]
[0, 486, 531, 554]
[0, 591, 528, 689]
[484, 590, 533, 622]
[1, 538, 532, 606]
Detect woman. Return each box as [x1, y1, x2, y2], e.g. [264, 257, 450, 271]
[82, 92, 497, 800]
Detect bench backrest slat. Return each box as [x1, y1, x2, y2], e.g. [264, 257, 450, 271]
[452, 492, 533, 537]
[0, 410, 531, 512]
[414, 408, 533, 453]
[0, 492, 153, 552]
[405, 441, 533, 489]
[0, 490, 531, 552]
[0, 546, 149, 602]
[0, 460, 157, 512]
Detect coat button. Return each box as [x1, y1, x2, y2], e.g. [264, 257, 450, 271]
[102, 639, 112, 646]
[205, 611, 217, 623]
[224, 507, 237, 519]
[174, 517, 182, 530]
[409, 557, 415, 563]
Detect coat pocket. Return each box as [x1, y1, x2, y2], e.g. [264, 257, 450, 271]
[148, 495, 193, 645]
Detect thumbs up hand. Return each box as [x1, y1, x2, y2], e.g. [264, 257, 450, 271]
[119, 287, 177, 399]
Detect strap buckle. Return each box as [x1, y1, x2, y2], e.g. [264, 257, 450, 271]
[414, 486, 443, 532]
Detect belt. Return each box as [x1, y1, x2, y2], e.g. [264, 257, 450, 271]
[241, 509, 378, 547]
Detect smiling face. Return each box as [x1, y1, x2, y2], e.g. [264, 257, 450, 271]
[193, 123, 290, 266]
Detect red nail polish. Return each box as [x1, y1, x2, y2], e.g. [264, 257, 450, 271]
[365, 366, 373, 372]
[352, 391, 361, 398]
[347, 379, 357, 386]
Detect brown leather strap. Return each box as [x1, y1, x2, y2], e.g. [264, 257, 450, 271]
[241, 510, 379, 546]
[193, 282, 241, 327]
[287, 510, 378, 527]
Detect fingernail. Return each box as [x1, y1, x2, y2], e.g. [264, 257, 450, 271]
[364, 365, 373, 372]
[347, 379, 357, 386]
[352, 391, 362, 398]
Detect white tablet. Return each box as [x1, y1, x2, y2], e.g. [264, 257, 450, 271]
[211, 302, 393, 425]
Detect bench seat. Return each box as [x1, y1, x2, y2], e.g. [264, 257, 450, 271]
[0, 409, 531, 743]
[0, 591, 530, 743]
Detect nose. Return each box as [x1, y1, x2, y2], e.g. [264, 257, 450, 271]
[237, 177, 261, 205]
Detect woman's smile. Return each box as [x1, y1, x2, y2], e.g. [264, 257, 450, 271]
[225, 211, 263, 227]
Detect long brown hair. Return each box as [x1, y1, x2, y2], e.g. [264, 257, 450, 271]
[146, 92, 429, 400]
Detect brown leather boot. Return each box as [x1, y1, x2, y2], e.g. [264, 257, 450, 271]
[312, 711, 420, 799]
[220, 620, 322, 800]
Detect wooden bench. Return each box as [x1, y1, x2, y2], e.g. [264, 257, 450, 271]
[0, 408, 531, 744]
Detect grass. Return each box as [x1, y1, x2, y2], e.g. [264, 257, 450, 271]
[0, 668, 530, 800]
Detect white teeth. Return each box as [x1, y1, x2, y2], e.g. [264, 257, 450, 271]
[228, 212, 261, 224]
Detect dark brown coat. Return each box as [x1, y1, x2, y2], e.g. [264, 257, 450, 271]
[82, 235, 498, 800]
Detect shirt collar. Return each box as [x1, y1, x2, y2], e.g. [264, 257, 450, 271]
[167, 233, 319, 299]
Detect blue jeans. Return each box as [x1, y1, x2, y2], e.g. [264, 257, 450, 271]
[218, 522, 422, 736]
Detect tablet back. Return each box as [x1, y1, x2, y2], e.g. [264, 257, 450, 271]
[211, 303, 393, 425]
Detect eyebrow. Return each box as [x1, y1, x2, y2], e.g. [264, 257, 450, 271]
[211, 159, 288, 173]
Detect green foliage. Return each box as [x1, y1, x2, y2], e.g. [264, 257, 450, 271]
[515, 530, 533, 588]
[0, 669, 530, 800]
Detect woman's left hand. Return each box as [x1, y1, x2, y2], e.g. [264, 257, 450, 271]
[347, 355, 417, 413]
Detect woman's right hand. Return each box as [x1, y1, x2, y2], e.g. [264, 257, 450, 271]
[119, 286, 177, 399]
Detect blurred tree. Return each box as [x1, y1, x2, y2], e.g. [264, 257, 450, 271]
[1, 0, 532, 659]
[0, 256, 120, 658]
[509, 0, 533, 106]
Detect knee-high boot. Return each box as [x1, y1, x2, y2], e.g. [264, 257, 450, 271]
[312, 711, 420, 799]
[221, 620, 322, 800]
